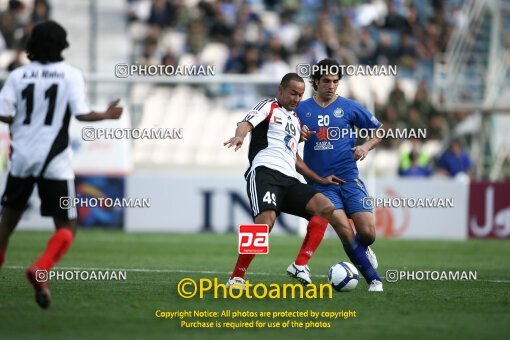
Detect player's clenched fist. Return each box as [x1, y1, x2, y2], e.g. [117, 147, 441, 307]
[351, 145, 369, 161]
[300, 125, 316, 142]
[224, 136, 244, 151]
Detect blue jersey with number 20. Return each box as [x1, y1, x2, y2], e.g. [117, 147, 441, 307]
[295, 96, 382, 181]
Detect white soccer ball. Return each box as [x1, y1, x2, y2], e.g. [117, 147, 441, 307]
[328, 261, 359, 292]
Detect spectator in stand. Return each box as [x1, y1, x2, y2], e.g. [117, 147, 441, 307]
[383, 2, 411, 34]
[388, 81, 408, 121]
[209, 5, 233, 44]
[185, 20, 207, 55]
[355, 28, 376, 65]
[399, 138, 430, 174]
[406, 106, 427, 132]
[260, 37, 290, 78]
[147, 0, 176, 32]
[400, 150, 432, 177]
[275, 11, 301, 51]
[161, 49, 178, 68]
[379, 105, 406, 149]
[0, 0, 26, 49]
[138, 36, 160, 66]
[375, 32, 398, 65]
[338, 14, 358, 51]
[397, 34, 418, 73]
[427, 113, 449, 140]
[31, 0, 50, 24]
[413, 79, 436, 117]
[437, 139, 473, 178]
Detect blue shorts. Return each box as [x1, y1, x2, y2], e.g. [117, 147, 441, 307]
[311, 178, 372, 217]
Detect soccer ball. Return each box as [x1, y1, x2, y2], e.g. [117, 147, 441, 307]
[328, 262, 359, 292]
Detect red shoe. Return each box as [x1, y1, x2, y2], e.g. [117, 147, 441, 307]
[25, 265, 52, 309]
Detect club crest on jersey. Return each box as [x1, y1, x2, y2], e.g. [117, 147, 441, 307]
[273, 116, 282, 125]
[284, 134, 296, 153]
[334, 108, 344, 118]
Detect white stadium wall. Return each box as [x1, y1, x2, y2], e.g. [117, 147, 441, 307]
[125, 174, 470, 240]
[125, 172, 302, 234]
[0, 168, 474, 240]
[370, 178, 468, 240]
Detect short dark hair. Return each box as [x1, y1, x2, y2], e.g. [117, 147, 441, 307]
[26, 20, 69, 63]
[280, 73, 304, 88]
[310, 58, 342, 91]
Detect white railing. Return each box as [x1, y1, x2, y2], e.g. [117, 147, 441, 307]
[439, 0, 487, 105]
[484, 0, 510, 106]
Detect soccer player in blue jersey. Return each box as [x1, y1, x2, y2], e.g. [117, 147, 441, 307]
[296, 58, 384, 291]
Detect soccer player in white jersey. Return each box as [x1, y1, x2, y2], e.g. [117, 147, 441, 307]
[0, 21, 122, 309]
[224, 73, 347, 289]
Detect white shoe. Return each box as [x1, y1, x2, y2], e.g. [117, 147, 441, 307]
[366, 246, 378, 269]
[368, 279, 383, 292]
[226, 277, 245, 290]
[286, 262, 312, 285]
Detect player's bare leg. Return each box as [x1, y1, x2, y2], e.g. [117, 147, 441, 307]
[304, 193, 335, 219]
[254, 210, 277, 231]
[227, 210, 277, 290]
[328, 210, 356, 243]
[0, 207, 24, 268]
[26, 218, 76, 309]
[351, 212, 378, 269]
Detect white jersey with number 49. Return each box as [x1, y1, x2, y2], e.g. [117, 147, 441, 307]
[0, 61, 91, 180]
[242, 98, 302, 178]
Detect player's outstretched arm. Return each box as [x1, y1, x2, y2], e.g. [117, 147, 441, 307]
[75, 99, 123, 122]
[296, 154, 345, 185]
[223, 121, 253, 152]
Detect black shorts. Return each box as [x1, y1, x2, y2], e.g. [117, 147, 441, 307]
[245, 166, 318, 220]
[1, 174, 77, 221]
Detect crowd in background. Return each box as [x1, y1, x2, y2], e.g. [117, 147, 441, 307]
[127, 0, 466, 80]
[0, 0, 51, 71]
[125, 0, 472, 178]
[0, 0, 473, 178]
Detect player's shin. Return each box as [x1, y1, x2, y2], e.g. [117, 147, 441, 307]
[230, 253, 256, 279]
[295, 216, 328, 265]
[34, 227, 74, 270]
[342, 239, 381, 284]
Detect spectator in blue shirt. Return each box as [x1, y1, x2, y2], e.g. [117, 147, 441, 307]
[437, 139, 472, 178]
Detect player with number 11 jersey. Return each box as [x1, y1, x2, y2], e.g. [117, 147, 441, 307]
[0, 21, 123, 309]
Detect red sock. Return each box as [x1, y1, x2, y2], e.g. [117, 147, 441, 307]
[230, 254, 256, 279]
[0, 249, 5, 268]
[34, 228, 74, 270]
[295, 216, 329, 265]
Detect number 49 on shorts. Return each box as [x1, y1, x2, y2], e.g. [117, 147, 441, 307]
[238, 224, 269, 254]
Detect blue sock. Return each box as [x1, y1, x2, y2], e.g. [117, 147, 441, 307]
[342, 239, 381, 284]
[354, 234, 367, 250]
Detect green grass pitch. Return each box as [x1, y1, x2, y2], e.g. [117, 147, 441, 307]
[0, 230, 508, 339]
